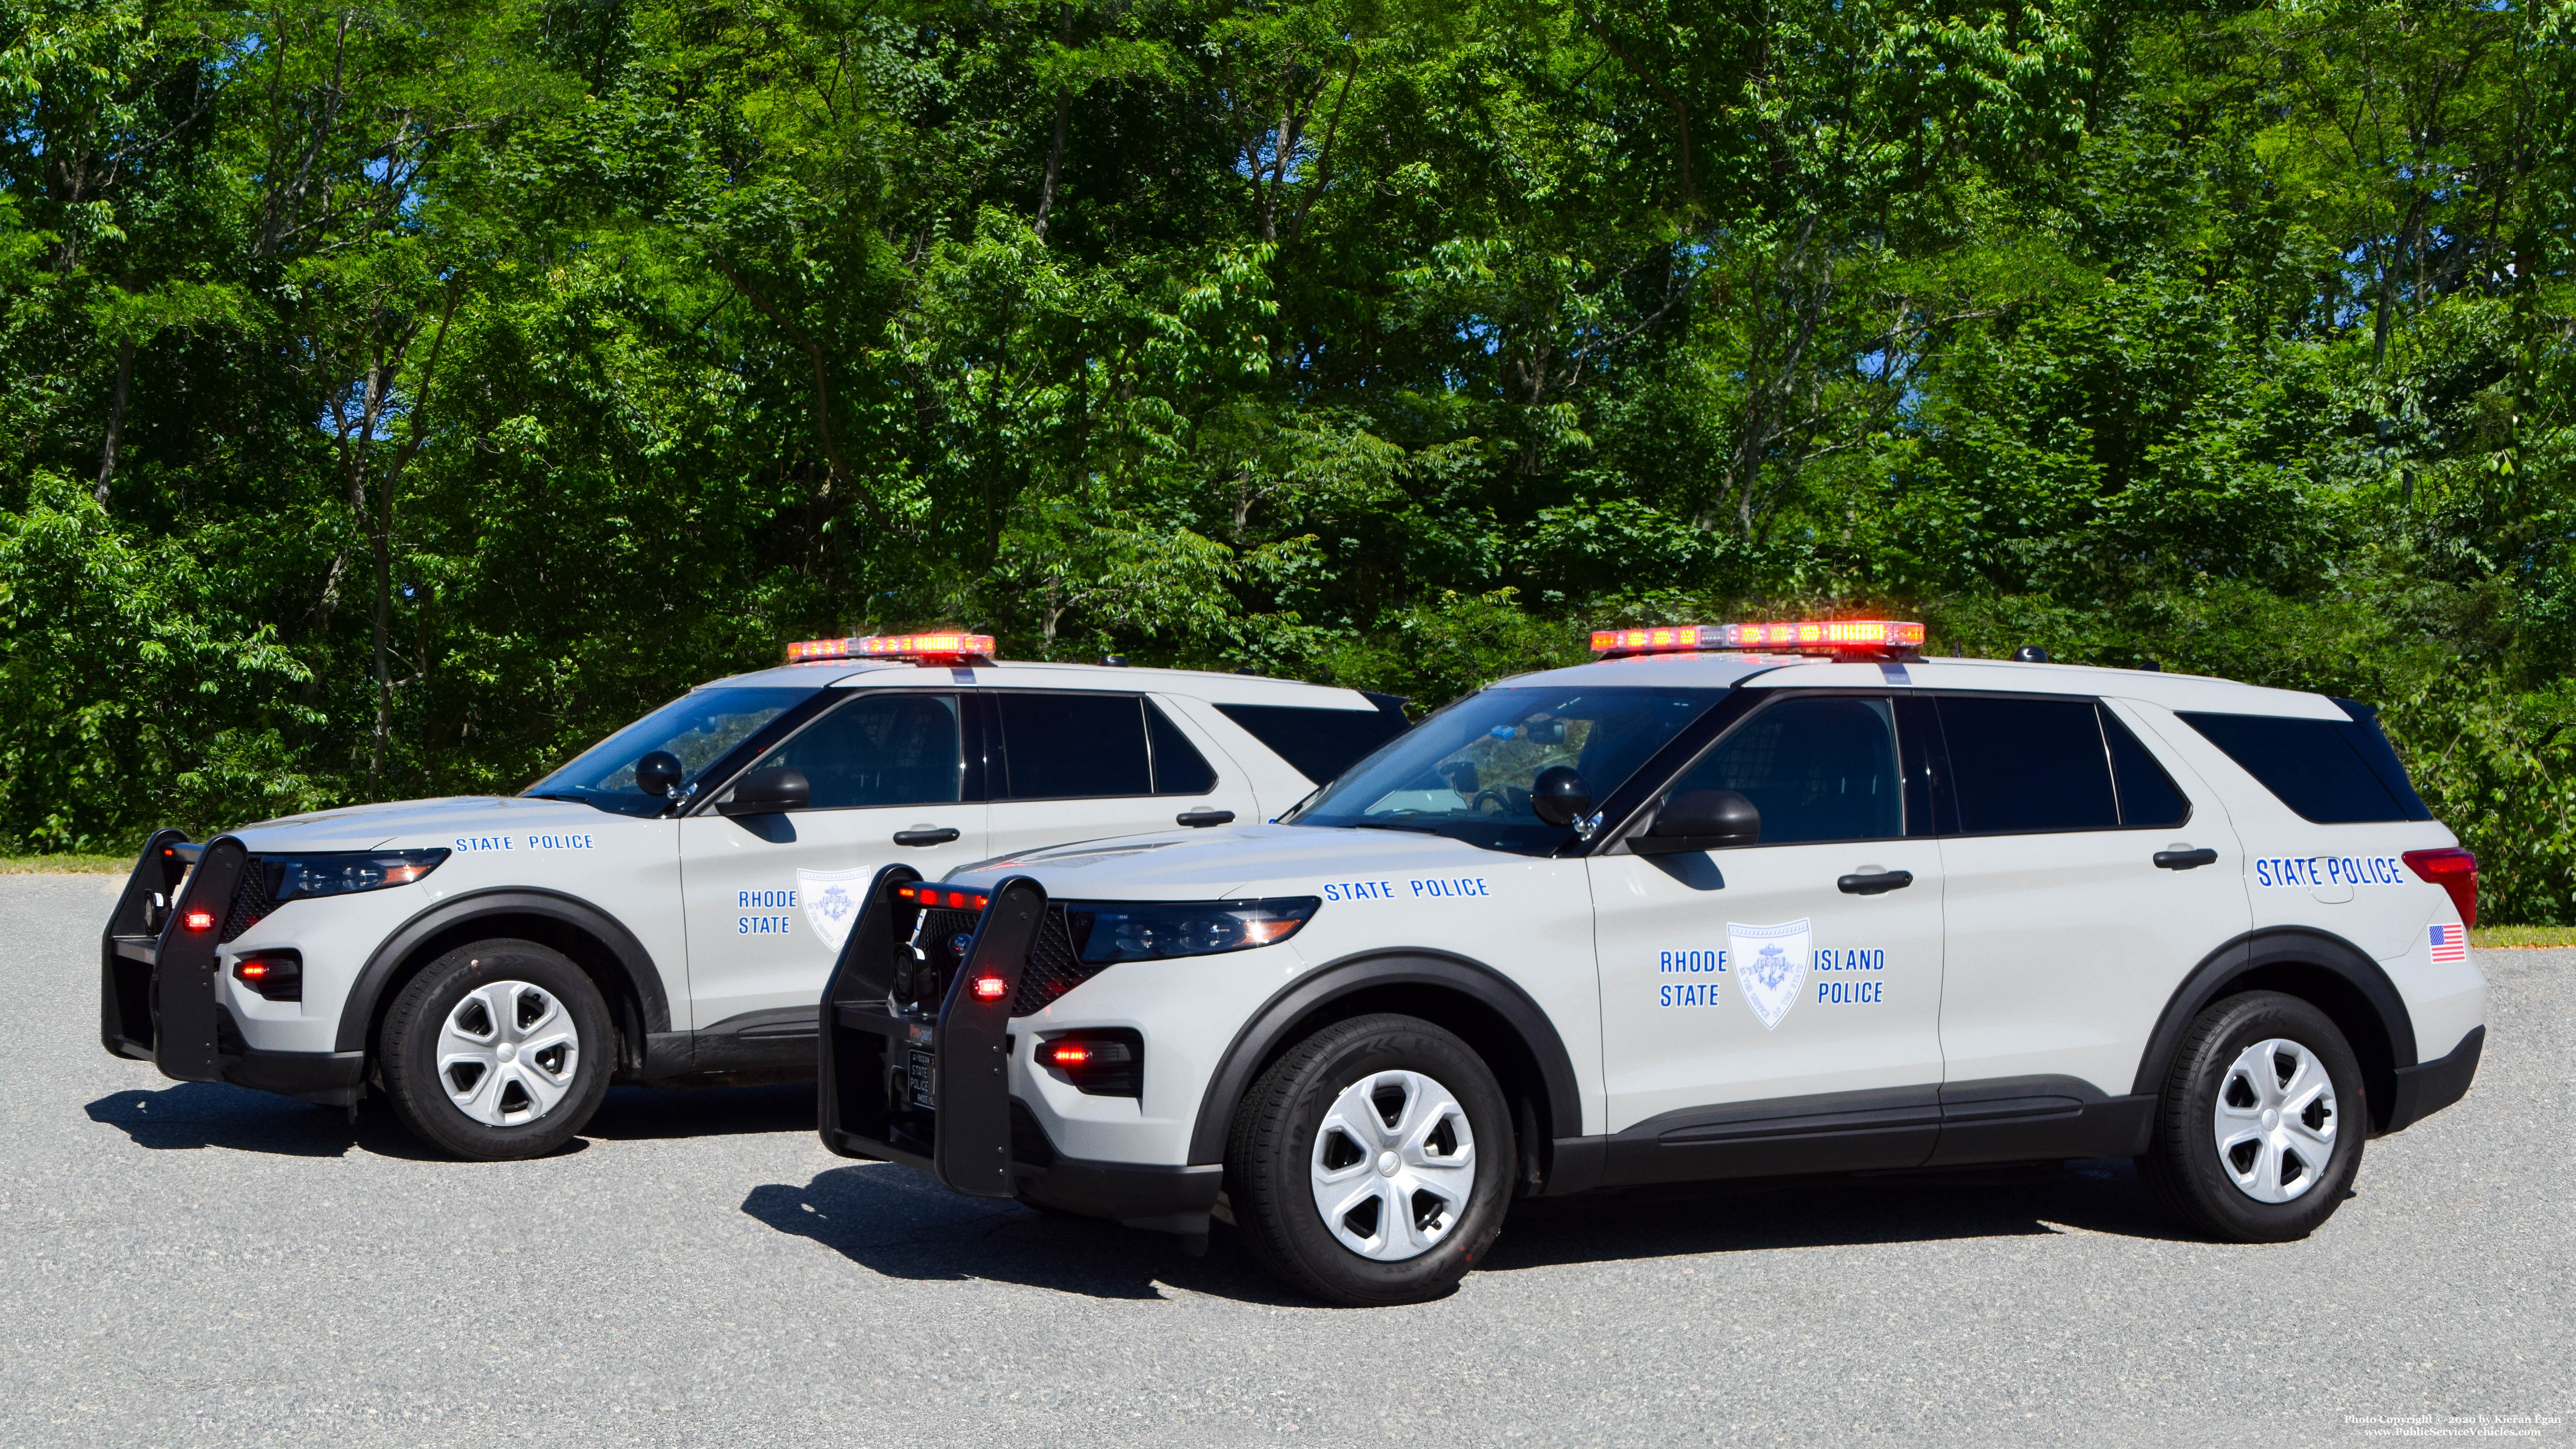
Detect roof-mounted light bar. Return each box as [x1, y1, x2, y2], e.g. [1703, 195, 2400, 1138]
[1590, 620, 1926, 659]
[785, 632, 998, 664]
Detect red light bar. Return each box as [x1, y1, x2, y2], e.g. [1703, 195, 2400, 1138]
[785, 633, 997, 663]
[183, 909, 215, 932]
[971, 974, 1009, 1001]
[896, 884, 990, 912]
[1050, 1043, 1092, 1066]
[1590, 620, 1925, 657]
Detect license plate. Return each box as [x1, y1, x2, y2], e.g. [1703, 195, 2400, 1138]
[906, 1048, 936, 1110]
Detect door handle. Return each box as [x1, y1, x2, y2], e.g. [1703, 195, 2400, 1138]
[1837, 869, 1914, 896]
[2154, 848, 2219, 871]
[893, 827, 961, 847]
[1175, 809, 1236, 828]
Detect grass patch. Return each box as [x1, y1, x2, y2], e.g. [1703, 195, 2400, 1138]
[0, 854, 131, 874]
[2472, 924, 2576, 949]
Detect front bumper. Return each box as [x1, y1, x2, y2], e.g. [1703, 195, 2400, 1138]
[817, 867, 1221, 1239]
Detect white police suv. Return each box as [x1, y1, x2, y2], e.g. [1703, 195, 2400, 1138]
[99, 633, 1408, 1159]
[819, 620, 2487, 1305]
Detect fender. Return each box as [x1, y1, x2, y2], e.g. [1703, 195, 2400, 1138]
[1185, 948, 1583, 1167]
[333, 886, 674, 1053]
[2129, 926, 2417, 1121]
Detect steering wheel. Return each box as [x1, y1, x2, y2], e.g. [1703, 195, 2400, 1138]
[1471, 788, 1511, 815]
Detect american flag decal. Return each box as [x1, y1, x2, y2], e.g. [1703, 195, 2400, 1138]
[2429, 923, 2467, 963]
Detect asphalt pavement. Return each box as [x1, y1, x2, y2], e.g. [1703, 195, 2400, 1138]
[3, 873, 2567, 1447]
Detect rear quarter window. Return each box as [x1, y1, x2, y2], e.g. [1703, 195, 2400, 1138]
[2177, 711, 2433, 824]
[1215, 700, 1410, 785]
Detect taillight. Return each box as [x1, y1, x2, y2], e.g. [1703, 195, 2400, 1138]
[2403, 848, 2478, 930]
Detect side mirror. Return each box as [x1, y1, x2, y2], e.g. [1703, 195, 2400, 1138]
[633, 750, 684, 800]
[1631, 789, 1760, 855]
[717, 766, 811, 817]
[1529, 765, 1592, 827]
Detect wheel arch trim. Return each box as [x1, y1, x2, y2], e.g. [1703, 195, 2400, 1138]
[2130, 926, 2417, 1123]
[1184, 948, 1583, 1167]
[333, 887, 674, 1054]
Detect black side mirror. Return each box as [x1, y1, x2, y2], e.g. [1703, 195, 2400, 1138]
[717, 766, 811, 817]
[1530, 765, 1592, 827]
[634, 750, 684, 800]
[1631, 789, 1760, 854]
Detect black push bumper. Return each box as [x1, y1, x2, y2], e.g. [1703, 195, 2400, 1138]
[96, 831, 364, 1104]
[2384, 1024, 2483, 1134]
[817, 866, 1218, 1238]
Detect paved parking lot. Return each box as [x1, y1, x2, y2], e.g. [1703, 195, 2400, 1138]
[4, 873, 2568, 1447]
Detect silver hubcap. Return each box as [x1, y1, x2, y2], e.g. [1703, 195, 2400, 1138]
[438, 981, 580, 1128]
[2213, 1037, 2337, 1203]
[1309, 1070, 1476, 1261]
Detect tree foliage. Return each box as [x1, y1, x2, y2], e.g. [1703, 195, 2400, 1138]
[5, 0, 2576, 917]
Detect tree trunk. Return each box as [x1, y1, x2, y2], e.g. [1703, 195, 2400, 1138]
[95, 339, 135, 507]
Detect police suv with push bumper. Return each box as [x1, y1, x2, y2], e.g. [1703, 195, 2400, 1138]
[99, 634, 1407, 1159]
[820, 620, 2487, 1305]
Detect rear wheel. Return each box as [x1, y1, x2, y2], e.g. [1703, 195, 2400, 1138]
[2139, 991, 2365, 1242]
[1225, 1014, 1512, 1306]
[379, 939, 612, 1160]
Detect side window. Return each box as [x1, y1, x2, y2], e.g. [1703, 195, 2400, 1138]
[1145, 700, 1218, 795]
[998, 693, 1152, 799]
[1214, 703, 1410, 785]
[1668, 696, 1902, 845]
[2101, 708, 2190, 828]
[754, 693, 961, 809]
[2177, 711, 2420, 824]
[1937, 696, 2119, 834]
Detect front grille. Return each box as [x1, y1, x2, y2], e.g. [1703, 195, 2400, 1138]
[1012, 904, 1106, 1015]
[218, 858, 275, 942]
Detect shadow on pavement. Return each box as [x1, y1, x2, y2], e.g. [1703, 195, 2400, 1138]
[580, 1082, 816, 1140]
[1485, 1158, 2199, 1271]
[742, 1162, 1309, 1305]
[81, 1082, 443, 1159]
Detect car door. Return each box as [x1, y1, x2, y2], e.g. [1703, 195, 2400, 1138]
[678, 690, 986, 1029]
[1589, 691, 1946, 1180]
[1928, 692, 2250, 1117]
[980, 691, 1262, 860]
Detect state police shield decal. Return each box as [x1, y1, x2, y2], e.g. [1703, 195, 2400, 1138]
[798, 866, 874, 953]
[1730, 919, 1810, 1030]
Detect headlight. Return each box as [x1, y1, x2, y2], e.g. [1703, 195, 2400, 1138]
[262, 850, 450, 903]
[1064, 897, 1320, 965]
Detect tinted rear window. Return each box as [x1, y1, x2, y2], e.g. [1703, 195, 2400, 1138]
[1145, 700, 1217, 795]
[2178, 711, 2429, 823]
[997, 693, 1152, 799]
[2101, 709, 2191, 828]
[1937, 696, 2120, 834]
[1216, 702, 1410, 784]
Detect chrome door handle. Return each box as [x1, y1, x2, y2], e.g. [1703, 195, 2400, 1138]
[893, 827, 961, 847]
[2154, 848, 2219, 870]
[1837, 869, 1915, 896]
[1175, 809, 1236, 827]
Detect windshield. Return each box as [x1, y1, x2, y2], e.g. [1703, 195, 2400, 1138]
[526, 688, 812, 802]
[1288, 686, 1724, 854]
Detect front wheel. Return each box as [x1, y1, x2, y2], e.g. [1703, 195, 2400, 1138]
[1225, 1013, 1513, 1306]
[2139, 991, 2366, 1242]
[379, 939, 613, 1160]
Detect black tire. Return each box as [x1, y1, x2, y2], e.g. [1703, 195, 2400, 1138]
[379, 939, 613, 1161]
[2139, 991, 2366, 1242]
[1225, 1013, 1514, 1306]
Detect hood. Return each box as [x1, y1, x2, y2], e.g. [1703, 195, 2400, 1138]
[946, 823, 1511, 900]
[226, 795, 639, 852]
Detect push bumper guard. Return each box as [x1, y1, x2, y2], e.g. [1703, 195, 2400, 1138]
[98, 831, 365, 1105]
[817, 866, 1220, 1239]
